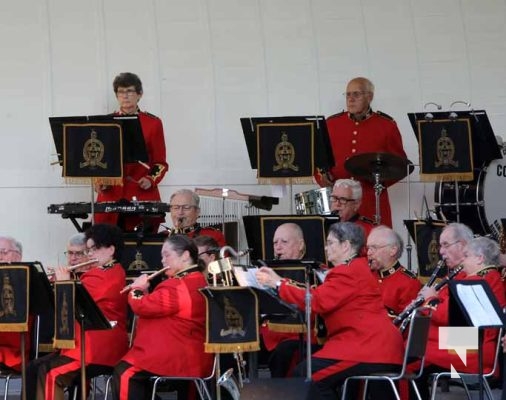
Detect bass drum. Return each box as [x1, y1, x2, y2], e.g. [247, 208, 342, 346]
[294, 187, 332, 215]
[435, 158, 506, 236]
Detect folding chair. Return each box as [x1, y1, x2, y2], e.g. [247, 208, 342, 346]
[150, 355, 218, 400]
[0, 315, 41, 400]
[429, 327, 503, 400]
[341, 308, 432, 400]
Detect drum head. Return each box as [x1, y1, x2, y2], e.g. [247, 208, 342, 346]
[481, 158, 506, 235]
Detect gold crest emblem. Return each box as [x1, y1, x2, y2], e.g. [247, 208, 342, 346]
[59, 291, 69, 335]
[273, 132, 299, 172]
[80, 129, 107, 169]
[128, 251, 149, 271]
[220, 296, 246, 337]
[435, 128, 458, 168]
[0, 274, 16, 318]
[425, 232, 440, 271]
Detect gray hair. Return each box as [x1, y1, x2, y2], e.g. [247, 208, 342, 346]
[328, 222, 365, 254]
[444, 223, 473, 244]
[170, 189, 200, 208]
[68, 233, 86, 247]
[0, 236, 23, 256]
[333, 179, 362, 200]
[350, 77, 375, 94]
[370, 225, 404, 259]
[467, 237, 500, 266]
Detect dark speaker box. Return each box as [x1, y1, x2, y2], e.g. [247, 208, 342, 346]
[240, 378, 311, 400]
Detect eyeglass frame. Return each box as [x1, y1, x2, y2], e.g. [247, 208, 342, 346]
[439, 240, 460, 249]
[329, 195, 357, 205]
[64, 250, 88, 257]
[170, 204, 197, 211]
[366, 244, 393, 252]
[343, 91, 370, 99]
[0, 248, 21, 256]
[116, 88, 139, 96]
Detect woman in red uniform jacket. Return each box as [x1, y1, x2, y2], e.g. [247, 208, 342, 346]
[112, 235, 213, 400]
[257, 222, 404, 400]
[25, 224, 128, 400]
[412, 236, 506, 400]
[94, 72, 168, 232]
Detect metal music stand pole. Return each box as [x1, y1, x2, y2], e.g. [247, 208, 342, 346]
[304, 268, 312, 381]
[405, 163, 413, 271]
[373, 172, 384, 225]
[90, 180, 95, 225]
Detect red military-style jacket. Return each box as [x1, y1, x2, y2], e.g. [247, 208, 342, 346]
[279, 257, 403, 365]
[95, 111, 168, 231]
[316, 111, 406, 227]
[372, 262, 421, 317]
[61, 263, 128, 366]
[0, 319, 34, 371]
[424, 267, 506, 373]
[122, 265, 213, 377]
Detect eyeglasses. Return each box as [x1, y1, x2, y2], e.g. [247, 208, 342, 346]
[439, 240, 460, 249]
[86, 245, 98, 254]
[64, 250, 87, 257]
[170, 204, 196, 211]
[329, 195, 356, 205]
[343, 91, 369, 99]
[116, 88, 138, 96]
[0, 248, 20, 256]
[366, 244, 392, 252]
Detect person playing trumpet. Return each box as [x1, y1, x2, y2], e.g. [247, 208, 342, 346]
[25, 224, 129, 400]
[165, 189, 226, 246]
[111, 235, 213, 400]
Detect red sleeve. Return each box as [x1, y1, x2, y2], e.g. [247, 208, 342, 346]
[128, 279, 184, 318]
[140, 112, 168, 186]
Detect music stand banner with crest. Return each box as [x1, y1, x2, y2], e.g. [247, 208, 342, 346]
[53, 281, 76, 349]
[417, 118, 474, 182]
[256, 122, 315, 184]
[0, 265, 30, 332]
[199, 286, 260, 353]
[412, 220, 448, 282]
[63, 123, 123, 185]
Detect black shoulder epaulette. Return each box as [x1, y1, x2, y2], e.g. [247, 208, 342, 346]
[142, 111, 161, 120]
[401, 268, 418, 279]
[327, 111, 346, 119]
[375, 110, 395, 121]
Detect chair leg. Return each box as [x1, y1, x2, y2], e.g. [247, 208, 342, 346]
[459, 378, 473, 400]
[410, 380, 423, 400]
[341, 378, 350, 400]
[4, 376, 11, 400]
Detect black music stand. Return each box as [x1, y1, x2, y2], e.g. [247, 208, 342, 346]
[243, 214, 337, 263]
[0, 262, 53, 400]
[240, 116, 334, 172]
[404, 219, 447, 282]
[408, 110, 501, 169]
[49, 114, 148, 167]
[75, 282, 112, 400]
[448, 280, 506, 400]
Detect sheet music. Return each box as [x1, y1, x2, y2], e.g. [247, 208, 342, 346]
[233, 266, 263, 289]
[456, 284, 503, 327]
[314, 269, 328, 284]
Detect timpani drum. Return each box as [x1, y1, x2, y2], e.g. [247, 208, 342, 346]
[294, 187, 332, 215]
[435, 158, 506, 236]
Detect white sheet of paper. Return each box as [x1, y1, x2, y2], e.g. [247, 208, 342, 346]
[455, 284, 503, 327]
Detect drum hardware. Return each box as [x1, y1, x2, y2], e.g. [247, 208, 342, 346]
[294, 187, 332, 215]
[344, 152, 414, 224]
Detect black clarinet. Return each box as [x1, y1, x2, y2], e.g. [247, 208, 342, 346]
[395, 265, 463, 332]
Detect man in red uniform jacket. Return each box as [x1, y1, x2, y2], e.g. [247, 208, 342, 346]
[330, 179, 374, 239]
[164, 188, 226, 246]
[95, 72, 168, 233]
[0, 236, 29, 372]
[316, 77, 407, 227]
[367, 226, 421, 317]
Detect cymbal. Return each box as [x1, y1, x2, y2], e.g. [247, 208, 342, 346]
[344, 152, 414, 182]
